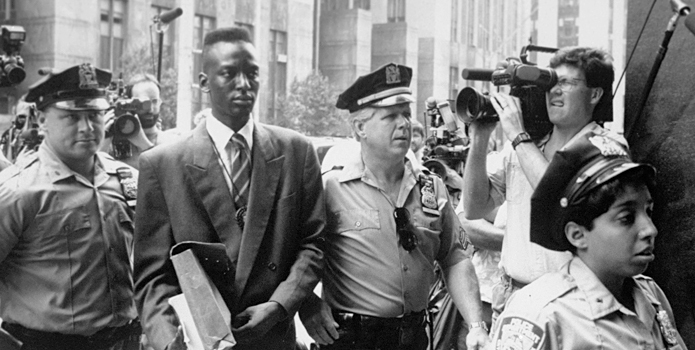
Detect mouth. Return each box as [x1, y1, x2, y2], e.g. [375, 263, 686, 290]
[635, 247, 655, 261]
[232, 95, 255, 106]
[549, 100, 564, 107]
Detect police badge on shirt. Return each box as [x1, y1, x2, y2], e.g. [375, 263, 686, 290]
[419, 174, 440, 216]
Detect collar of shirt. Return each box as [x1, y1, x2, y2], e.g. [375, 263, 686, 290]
[566, 257, 660, 322]
[337, 149, 425, 207]
[205, 109, 255, 153]
[38, 143, 110, 187]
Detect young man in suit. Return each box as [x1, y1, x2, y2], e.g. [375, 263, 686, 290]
[133, 27, 326, 350]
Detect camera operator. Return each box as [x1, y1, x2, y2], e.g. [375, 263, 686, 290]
[462, 46, 627, 322]
[101, 73, 177, 169]
[0, 63, 141, 350]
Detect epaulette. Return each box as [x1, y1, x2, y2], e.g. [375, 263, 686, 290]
[116, 166, 137, 208]
[509, 273, 575, 310]
[322, 165, 344, 176]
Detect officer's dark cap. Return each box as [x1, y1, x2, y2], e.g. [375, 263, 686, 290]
[336, 63, 415, 113]
[26, 63, 112, 111]
[530, 132, 656, 251]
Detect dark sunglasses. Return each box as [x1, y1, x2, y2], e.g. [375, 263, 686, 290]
[393, 207, 418, 252]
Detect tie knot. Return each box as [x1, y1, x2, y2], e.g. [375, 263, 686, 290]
[231, 133, 247, 149]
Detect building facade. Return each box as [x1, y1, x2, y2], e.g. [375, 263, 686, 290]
[0, 0, 315, 130]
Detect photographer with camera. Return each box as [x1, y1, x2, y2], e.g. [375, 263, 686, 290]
[101, 73, 177, 169]
[0, 63, 141, 350]
[462, 46, 626, 322]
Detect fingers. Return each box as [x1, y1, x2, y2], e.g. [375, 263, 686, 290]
[305, 318, 340, 345]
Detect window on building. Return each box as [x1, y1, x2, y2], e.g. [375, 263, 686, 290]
[353, 0, 370, 10]
[151, 5, 176, 71]
[387, 0, 405, 23]
[191, 14, 216, 116]
[0, 0, 15, 23]
[451, 0, 459, 43]
[235, 22, 255, 40]
[100, 0, 126, 72]
[268, 30, 287, 121]
[466, 0, 476, 45]
[449, 66, 459, 101]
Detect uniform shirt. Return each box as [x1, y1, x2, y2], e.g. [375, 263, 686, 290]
[488, 122, 625, 284]
[322, 152, 472, 318]
[0, 143, 137, 336]
[490, 257, 686, 350]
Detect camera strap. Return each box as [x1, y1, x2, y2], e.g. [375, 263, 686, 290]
[116, 167, 137, 208]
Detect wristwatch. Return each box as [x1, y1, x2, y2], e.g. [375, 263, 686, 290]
[511, 132, 533, 150]
[469, 321, 489, 333]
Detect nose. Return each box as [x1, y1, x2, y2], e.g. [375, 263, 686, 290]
[638, 213, 658, 241]
[234, 72, 251, 91]
[548, 84, 563, 96]
[77, 114, 94, 132]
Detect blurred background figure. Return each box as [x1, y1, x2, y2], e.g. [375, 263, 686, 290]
[410, 119, 425, 165]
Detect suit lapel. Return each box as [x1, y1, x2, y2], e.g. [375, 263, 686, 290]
[185, 122, 242, 261]
[235, 124, 284, 296]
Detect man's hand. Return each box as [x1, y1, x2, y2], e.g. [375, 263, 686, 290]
[465, 326, 490, 350]
[166, 325, 188, 350]
[232, 301, 287, 343]
[126, 115, 155, 150]
[298, 297, 339, 345]
[490, 92, 525, 142]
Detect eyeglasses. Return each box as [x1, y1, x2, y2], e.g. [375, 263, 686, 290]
[554, 78, 586, 92]
[394, 207, 418, 252]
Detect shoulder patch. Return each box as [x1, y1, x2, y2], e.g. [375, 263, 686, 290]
[492, 316, 546, 350]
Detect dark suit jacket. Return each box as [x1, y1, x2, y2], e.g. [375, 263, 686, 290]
[133, 121, 325, 350]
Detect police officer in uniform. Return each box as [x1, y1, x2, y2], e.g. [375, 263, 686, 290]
[0, 63, 140, 350]
[299, 63, 489, 350]
[489, 132, 687, 349]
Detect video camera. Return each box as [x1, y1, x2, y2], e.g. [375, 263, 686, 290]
[0, 25, 26, 87]
[457, 45, 559, 140]
[105, 74, 154, 159]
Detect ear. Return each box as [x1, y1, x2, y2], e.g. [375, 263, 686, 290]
[565, 221, 588, 251]
[36, 110, 47, 132]
[351, 118, 367, 139]
[199, 73, 210, 93]
[590, 87, 603, 106]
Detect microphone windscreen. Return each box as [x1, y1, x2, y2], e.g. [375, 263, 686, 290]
[159, 7, 183, 24]
[685, 12, 695, 36]
[461, 68, 494, 81]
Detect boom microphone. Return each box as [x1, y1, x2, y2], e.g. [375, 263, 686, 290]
[157, 7, 183, 24]
[461, 68, 494, 81]
[670, 0, 691, 16]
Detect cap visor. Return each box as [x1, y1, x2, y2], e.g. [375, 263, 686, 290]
[371, 93, 415, 108]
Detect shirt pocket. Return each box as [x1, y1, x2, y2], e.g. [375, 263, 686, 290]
[28, 207, 92, 254]
[332, 209, 381, 235]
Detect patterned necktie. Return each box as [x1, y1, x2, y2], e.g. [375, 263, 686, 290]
[230, 133, 251, 208]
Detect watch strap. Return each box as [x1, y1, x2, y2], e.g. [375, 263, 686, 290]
[512, 132, 533, 150]
[468, 321, 489, 332]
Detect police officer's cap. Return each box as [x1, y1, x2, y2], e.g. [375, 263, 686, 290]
[336, 63, 415, 113]
[26, 63, 112, 111]
[530, 132, 655, 251]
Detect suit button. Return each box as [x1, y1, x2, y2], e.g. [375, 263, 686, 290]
[267, 262, 277, 271]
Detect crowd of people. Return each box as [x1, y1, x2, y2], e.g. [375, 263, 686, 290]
[0, 25, 687, 350]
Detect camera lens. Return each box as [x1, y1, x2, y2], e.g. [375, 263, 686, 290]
[3, 62, 25, 85]
[114, 114, 140, 138]
[456, 87, 498, 122]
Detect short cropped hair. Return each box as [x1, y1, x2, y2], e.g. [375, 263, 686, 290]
[349, 107, 376, 141]
[564, 168, 654, 252]
[202, 27, 253, 73]
[549, 46, 614, 122]
[127, 73, 161, 96]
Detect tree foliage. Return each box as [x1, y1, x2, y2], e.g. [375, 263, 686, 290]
[118, 44, 178, 130]
[273, 72, 350, 137]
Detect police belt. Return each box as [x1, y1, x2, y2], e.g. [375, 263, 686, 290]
[1, 319, 141, 349]
[332, 310, 427, 330]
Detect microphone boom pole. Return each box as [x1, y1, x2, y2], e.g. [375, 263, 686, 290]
[629, 1, 690, 138]
[153, 7, 183, 82]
